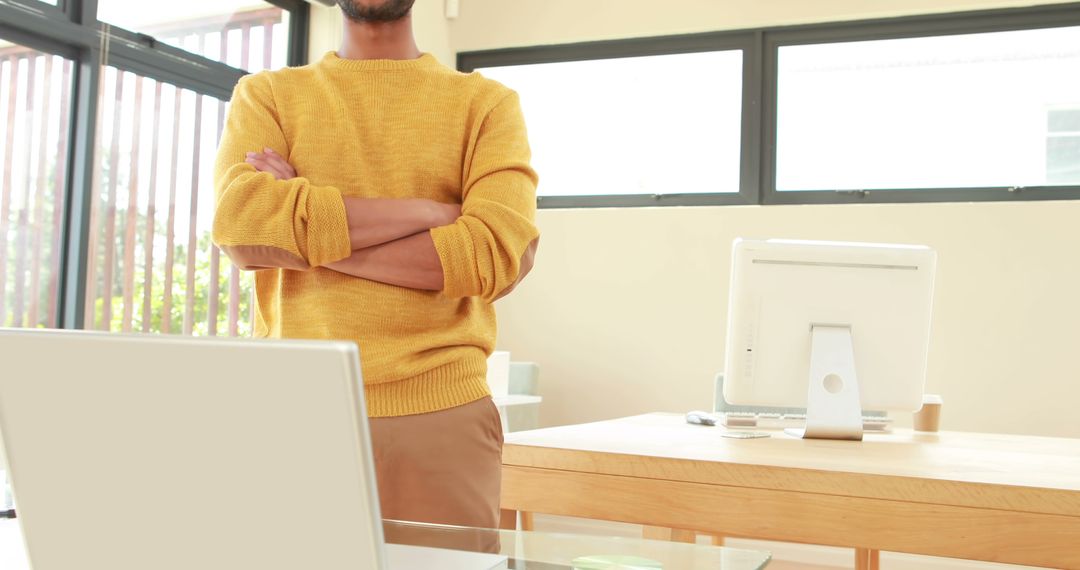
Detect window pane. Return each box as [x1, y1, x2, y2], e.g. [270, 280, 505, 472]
[0, 44, 73, 329]
[1048, 108, 1080, 184]
[776, 26, 1080, 191]
[96, 1, 291, 72]
[479, 50, 744, 198]
[85, 67, 253, 336]
[1049, 108, 1080, 133]
[1048, 135, 1080, 184]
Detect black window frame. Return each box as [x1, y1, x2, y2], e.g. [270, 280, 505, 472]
[458, 2, 1080, 209]
[0, 0, 310, 329]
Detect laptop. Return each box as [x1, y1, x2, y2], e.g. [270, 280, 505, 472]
[0, 329, 507, 570]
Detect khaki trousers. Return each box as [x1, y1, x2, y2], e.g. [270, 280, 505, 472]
[369, 396, 504, 552]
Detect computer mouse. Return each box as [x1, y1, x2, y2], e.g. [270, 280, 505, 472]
[685, 410, 718, 426]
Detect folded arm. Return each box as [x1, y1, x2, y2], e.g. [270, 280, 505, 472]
[245, 148, 460, 250]
[324, 233, 445, 291]
[327, 233, 539, 297]
[429, 91, 540, 302]
[233, 88, 540, 300]
[325, 92, 540, 300]
[212, 74, 458, 270]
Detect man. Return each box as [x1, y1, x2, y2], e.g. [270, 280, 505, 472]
[211, 0, 539, 534]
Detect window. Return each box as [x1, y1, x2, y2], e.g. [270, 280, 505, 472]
[84, 68, 252, 335]
[96, 0, 292, 72]
[0, 43, 73, 329]
[775, 26, 1080, 192]
[477, 50, 745, 202]
[461, 4, 1080, 207]
[0, 0, 306, 331]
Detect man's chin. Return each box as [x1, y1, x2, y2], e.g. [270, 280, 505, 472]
[338, 0, 416, 23]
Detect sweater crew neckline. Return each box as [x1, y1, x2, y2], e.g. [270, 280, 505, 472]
[320, 51, 440, 72]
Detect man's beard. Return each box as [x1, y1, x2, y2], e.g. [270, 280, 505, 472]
[338, 0, 416, 23]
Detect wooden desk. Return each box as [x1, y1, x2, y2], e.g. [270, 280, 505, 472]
[500, 413, 1080, 568]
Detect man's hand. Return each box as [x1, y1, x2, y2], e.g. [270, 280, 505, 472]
[246, 148, 296, 180]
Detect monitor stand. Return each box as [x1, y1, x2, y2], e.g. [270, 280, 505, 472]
[784, 325, 865, 441]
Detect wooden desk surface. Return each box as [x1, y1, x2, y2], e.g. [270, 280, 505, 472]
[504, 413, 1080, 517]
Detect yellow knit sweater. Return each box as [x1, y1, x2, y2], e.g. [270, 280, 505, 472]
[212, 52, 539, 417]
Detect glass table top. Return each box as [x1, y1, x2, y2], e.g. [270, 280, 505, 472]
[384, 519, 772, 569]
[0, 517, 770, 569]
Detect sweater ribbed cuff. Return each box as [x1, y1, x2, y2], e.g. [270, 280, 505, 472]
[305, 185, 352, 267]
[363, 356, 491, 418]
[430, 223, 480, 299]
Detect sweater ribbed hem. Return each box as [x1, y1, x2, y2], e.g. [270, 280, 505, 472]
[364, 356, 491, 418]
[320, 51, 440, 72]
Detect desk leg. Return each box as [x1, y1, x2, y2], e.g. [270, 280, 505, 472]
[499, 509, 518, 530]
[642, 526, 696, 543]
[520, 511, 535, 531]
[855, 548, 880, 570]
[709, 534, 725, 547]
[670, 529, 697, 543]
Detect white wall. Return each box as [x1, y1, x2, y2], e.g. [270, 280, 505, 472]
[310, 0, 1080, 439]
[410, 0, 453, 66]
[445, 0, 1080, 439]
[447, 0, 1079, 51]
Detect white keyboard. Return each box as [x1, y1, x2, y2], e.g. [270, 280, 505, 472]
[721, 412, 893, 431]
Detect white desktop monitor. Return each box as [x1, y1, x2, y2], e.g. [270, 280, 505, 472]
[722, 239, 937, 440]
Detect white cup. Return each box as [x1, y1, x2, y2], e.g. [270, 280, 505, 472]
[486, 351, 511, 397]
